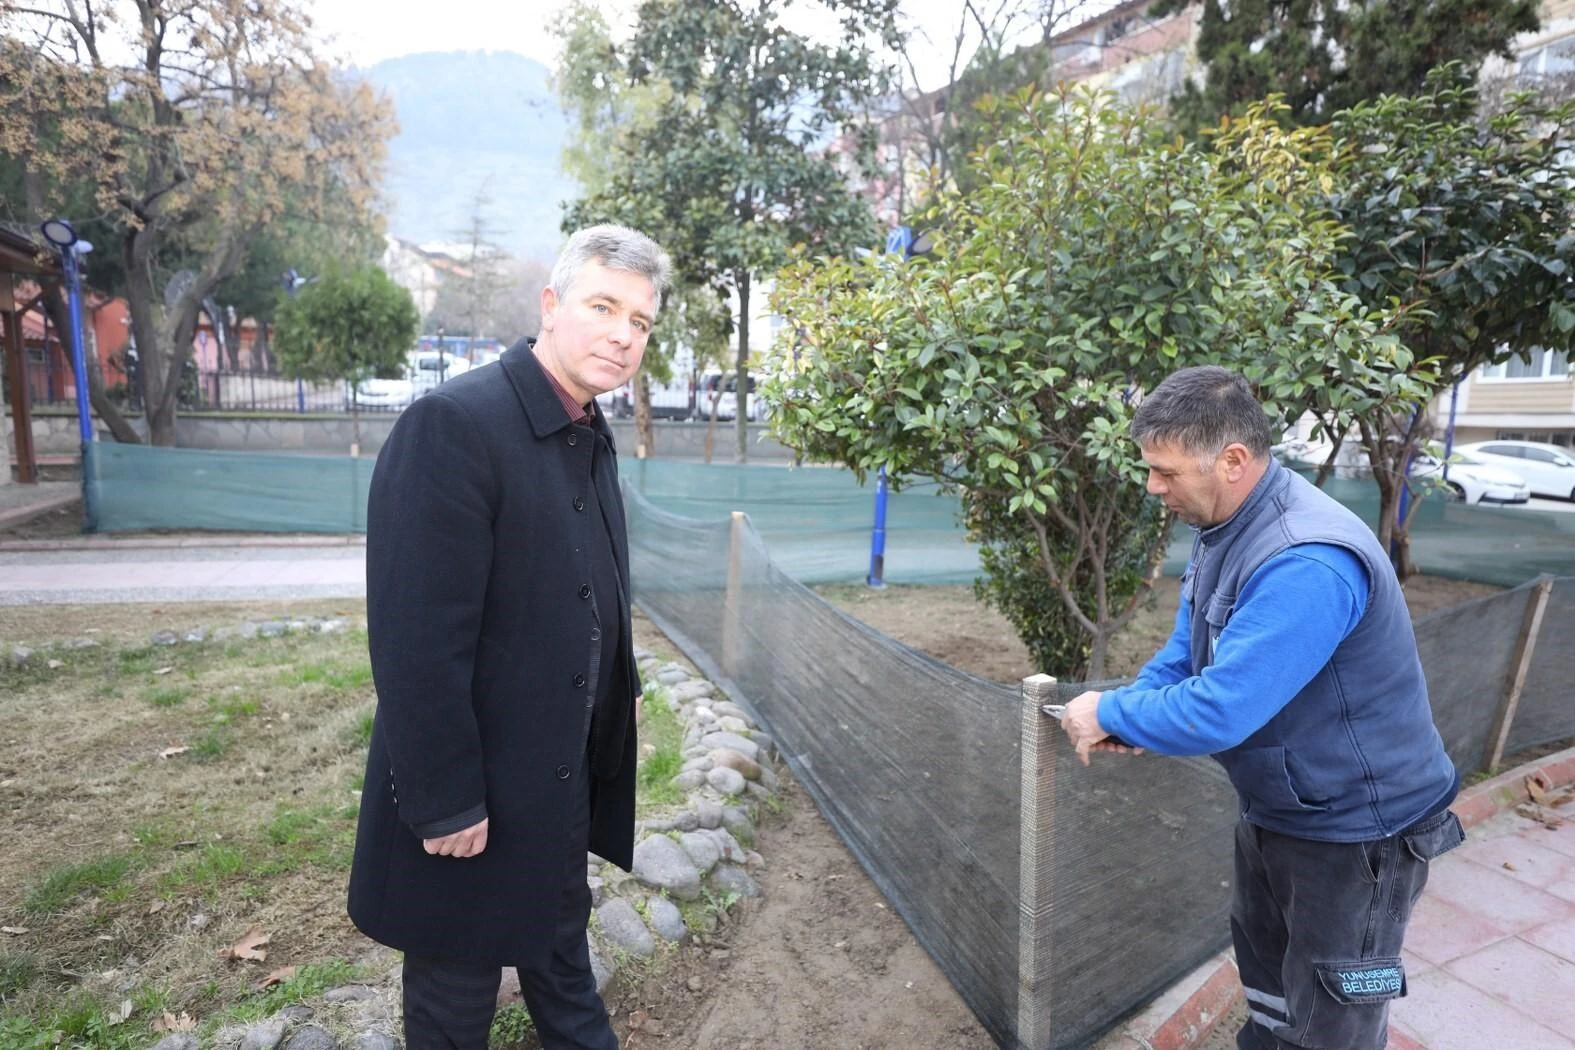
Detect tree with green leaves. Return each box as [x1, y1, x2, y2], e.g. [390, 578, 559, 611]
[1156, 0, 1539, 131]
[272, 266, 418, 456]
[560, 0, 898, 462]
[1313, 65, 1575, 577]
[768, 89, 1426, 677]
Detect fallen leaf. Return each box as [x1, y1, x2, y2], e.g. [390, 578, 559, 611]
[148, 900, 167, 915]
[256, 965, 297, 990]
[629, 1009, 651, 1030]
[218, 926, 269, 962]
[1, 926, 28, 935]
[1528, 773, 1551, 805]
[46, 659, 63, 669]
[152, 1012, 195, 1033]
[1503, 861, 1518, 871]
[106, 1000, 133, 1026]
[158, 746, 189, 760]
[153, 666, 174, 676]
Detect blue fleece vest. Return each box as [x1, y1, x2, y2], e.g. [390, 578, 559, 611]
[1186, 458, 1456, 841]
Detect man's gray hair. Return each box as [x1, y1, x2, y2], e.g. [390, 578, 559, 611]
[551, 224, 673, 311]
[1129, 365, 1274, 461]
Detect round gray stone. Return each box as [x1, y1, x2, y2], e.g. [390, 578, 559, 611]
[668, 680, 715, 702]
[152, 1037, 199, 1050]
[708, 827, 748, 864]
[709, 864, 762, 899]
[713, 701, 751, 721]
[672, 809, 701, 832]
[670, 769, 707, 792]
[699, 731, 758, 761]
[631, 834, 702, 900]
[721, 806, 754, 839]
[150, 630, 179, 646]
[646, 895, 688, 942]
[679, 756, 713, 775]
[691, 706, 719, 725]
[655, 668, 689, 686]
[695, 800, 724, 829]
[355, 1033, 399, 1050]
[759, 764, 780, 792]
[590, 943, 614, 993]
[715, 715, 750, 734]
[587, 874, 605, 907]
[281, 1026, 337, 1050]
[705, 766, 746, 796]
[678, 830, 722, 873]
[240, 1018, 286, 1050]
[596, 899, 655, 957]
[322, 984, 377, 1003]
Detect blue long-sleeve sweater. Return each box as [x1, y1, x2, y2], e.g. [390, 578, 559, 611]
[1097, 543, 1370, 757]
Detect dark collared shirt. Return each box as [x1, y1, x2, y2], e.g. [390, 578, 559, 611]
[542, 367, 593, 425]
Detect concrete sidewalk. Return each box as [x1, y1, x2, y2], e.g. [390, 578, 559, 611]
[0, 539, 366, 604]
[1100, 749, 1575, 1050]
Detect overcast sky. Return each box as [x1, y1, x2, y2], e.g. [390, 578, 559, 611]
[304, 0, 1045, 92]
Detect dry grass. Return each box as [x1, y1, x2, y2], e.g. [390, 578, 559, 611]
[0, 602, 689, 1049]
[0, 610, 378, 1046]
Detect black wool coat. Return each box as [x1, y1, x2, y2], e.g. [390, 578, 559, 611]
[347, 340, 639, 968]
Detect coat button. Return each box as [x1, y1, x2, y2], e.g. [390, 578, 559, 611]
[567, 433, 578, 446]
[573, 496, 585, 511]
[579, 584, 591, 599]
[573, 673, 586, 688]
[556, 765, 570, 779]
[590, 627, 601, 641]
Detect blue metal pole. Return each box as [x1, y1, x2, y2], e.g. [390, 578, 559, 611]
[297, 376, 306, 413]
[867, 465, 888, 588]
[62, 248, 98, 531]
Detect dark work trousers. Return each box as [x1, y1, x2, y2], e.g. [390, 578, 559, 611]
[400, 757, 617, 1050]
[1232, 808, 1464, 1050]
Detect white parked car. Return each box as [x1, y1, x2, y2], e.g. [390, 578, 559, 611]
[349, 375, 415, 410]
[347, 351, 472, 411]
[1410, 450, 1530, 505]
[1455, 440, 1575, 501]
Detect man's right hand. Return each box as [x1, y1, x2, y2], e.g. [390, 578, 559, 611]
[423, 817, 489, 858]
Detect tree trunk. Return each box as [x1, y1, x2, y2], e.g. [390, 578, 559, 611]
[39, 287, 142, 444]
[251, 322, 273, 372]
[633, 370, 653, 458]
[1086, 625, 1111, 681]
[735, 268, 750, 464]
[123, 229, 176, 445]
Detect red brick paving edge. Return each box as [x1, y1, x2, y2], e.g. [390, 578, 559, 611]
[1102, 744, 1575, 1050]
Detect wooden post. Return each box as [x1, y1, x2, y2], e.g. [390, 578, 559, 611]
[1, 277, 38, 484]
[721, 511, 748, 678]
[1483, 575, 1554, 773]
[1018, 672, 1060, 1049]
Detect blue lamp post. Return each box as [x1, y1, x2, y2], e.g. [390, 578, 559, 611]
[40, 218, 98, 531]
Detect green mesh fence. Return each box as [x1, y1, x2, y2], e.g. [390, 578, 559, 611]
[86, 442, 372, 533]
[625, 488, 1575, 1050]
[85, 445, 1575, 590]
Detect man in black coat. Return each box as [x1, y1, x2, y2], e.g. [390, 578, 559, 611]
[348, 224, 671, 1049]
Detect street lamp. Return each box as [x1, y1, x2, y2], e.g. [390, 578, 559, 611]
[40, 217, 97, 531]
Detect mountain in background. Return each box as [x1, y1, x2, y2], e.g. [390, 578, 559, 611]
[360, 50, 576, 263]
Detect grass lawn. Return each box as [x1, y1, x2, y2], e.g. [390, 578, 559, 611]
[0, 602, 695, 1049]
